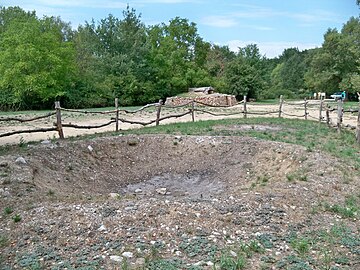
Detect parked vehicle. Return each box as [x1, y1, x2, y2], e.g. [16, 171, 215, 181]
[330, 91, 346, 101]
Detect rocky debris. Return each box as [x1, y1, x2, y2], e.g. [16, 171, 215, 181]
[15, 156, 26, 165]
[0, 135, 358, 269]
[109, 193, 120, 199]
[109, 255, 123, 263]
[0, 161, 9, 167]
[165, 94, 237, 107]
[156, 187, 167, 195]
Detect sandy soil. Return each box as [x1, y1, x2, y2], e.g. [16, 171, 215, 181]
[0, 101, 358, 145]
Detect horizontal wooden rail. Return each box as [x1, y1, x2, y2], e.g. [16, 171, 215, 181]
[195, 109, 243, 117]
[0, 127, 57, 138]
[57, 120, 116, 129]
[114, 110, 192, 126]
[60, 108, 116, 114]
[0, 112, 56, 122]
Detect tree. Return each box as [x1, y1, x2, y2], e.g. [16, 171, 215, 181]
[224, 44, 266, 99]
[305, 17, 360, 99]
[0, 7, 76, 109]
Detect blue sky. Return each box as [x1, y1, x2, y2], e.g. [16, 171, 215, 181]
[2, 0, 359, 58]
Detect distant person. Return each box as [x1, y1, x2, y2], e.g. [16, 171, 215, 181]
[341, 91, 346, 101]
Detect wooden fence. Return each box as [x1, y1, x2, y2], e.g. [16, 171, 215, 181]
[1, 95, 360, 144]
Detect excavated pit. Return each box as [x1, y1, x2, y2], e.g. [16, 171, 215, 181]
[1, 134, 360, 269]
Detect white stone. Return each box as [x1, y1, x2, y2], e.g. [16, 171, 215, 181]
[109, 255, 123, 263]
[135, 188, 142, 193]
[193, 261, 204, 266]
[15, 157, 26, 165]
[87, 145, 93, 152]
[98, 225, 107, 231]
[156, 188, 167, 195]
[230, 250, 237, 257]
[109, 193, 120, 199]
[122, 252, 133, 258]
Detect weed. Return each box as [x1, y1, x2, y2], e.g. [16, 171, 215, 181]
[121, 258, 129, 270]
[4, 206, 13, 215]
[218, 252, 246, 270]
[13, 214, 22, 223]
[18, 137, 26, 148]
[146, 258, 183, 270]
[173, 141, 178, 145]
[257, 175, 270, 186]
[239, 240, 264, 258]
[325, 203, 357, 218]
[286, 173, 295, 182]
[290, 237, 311, 256]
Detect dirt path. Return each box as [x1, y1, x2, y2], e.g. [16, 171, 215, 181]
[0, 102, 358, 145]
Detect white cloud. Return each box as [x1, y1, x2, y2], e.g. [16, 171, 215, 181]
[226, 40, 319, 58]
[201, 16, 238, 28]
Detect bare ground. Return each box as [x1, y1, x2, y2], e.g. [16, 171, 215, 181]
[0, 134, 359, 269]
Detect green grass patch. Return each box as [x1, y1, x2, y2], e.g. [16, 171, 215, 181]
[324, 195, 360, 218]
[119, 117, 360, 168]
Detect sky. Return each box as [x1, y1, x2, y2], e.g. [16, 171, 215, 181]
[2, 0, 359, 58]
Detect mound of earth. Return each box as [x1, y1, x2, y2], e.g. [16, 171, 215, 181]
[0, 135, 359, 269]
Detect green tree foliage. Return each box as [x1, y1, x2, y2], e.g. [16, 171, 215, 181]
[224, 44, 266, 99]
[0, 7, 76, 110]
[305, 17, 360, 99]
[147, 17, 213, 99]
[0, 3, 359, 110]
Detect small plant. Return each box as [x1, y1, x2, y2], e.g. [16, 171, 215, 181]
[13, 214, 22, 223]
[47, 189, 55, 196]
[291, 237, 311, 256]
[4, 206, 13, 215]
[257, 175, 269, 186]
[173, 141, 178, 145]
[218, 252, 246, 270]
[248, 240, 265, 253]
[286, 173, 295, 182]
[121, 257, 129, 270]
[18, 136, 26, 148]
[324, 196, 359, 219]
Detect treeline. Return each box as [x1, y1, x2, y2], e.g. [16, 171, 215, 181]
[0, 5, 359, 110]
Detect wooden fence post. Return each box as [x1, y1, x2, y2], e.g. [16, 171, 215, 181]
[356, 95, 360, 143]
[319, 96, 324, 123]
[156, 99, 163, 126]
[115, 98, 119, 132]
[278, 95, 283, 118]
[304, 98, 308, 120]
[243, 95, 247, 119]
[337, 99, 343, 133]
[55, 101, 64, 139]
[191, 100, 195, 122]
[326, 105, 330, 127]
